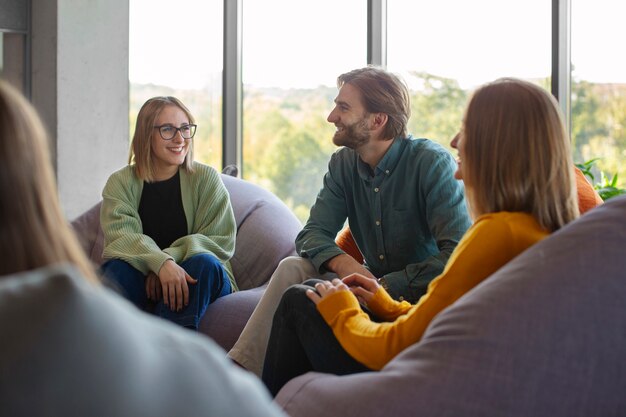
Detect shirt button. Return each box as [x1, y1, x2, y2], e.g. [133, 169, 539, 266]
[399, 296, 405, 301]
[375, 220, 380, 226]
[374, 187, 379, 193]
[385, 170, 390, 175]
[379, 254, 384, 260]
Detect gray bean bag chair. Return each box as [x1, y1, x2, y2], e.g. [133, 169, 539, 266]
[276, 196, 626, 417]
[70, 174, 302, 350]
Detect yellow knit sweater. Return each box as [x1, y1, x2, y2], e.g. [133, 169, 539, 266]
[317, 212, 548, 370]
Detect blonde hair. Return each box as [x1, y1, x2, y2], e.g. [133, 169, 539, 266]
[337, 66, 410, 140]
[0, 80, 98, 282]
[462, 78, 578, 232]
[130, 96, 195, 182]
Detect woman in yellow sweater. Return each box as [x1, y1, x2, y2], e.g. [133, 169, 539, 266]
[262, 78, 580, 396]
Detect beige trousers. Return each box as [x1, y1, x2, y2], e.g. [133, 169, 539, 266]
[227, 256, 335, 377]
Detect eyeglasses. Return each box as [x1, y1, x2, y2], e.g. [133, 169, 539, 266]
[153, 124, 197, 140]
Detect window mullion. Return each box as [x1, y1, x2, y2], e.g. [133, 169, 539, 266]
[551, 0, 571, 135]
[368, 0, 387, 67]
[222, 0, 243, 172]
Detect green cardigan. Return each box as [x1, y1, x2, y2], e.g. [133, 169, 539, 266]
[100, 162, 237, 290]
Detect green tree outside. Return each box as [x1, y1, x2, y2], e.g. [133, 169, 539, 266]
[130, 74, 626, 223]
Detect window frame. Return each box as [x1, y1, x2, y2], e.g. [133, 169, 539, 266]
[221, 0, 573, 173]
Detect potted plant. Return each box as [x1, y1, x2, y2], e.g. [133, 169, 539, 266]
[576, 159, 626, 201]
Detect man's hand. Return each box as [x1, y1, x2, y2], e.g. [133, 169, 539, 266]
[158, 259, 197, 312]
[342, 273, 381, 306]
[325, 254, 376, 279]
[306, 278, 350, 305]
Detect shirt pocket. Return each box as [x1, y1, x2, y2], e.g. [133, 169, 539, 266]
[386, 208, 422, 253]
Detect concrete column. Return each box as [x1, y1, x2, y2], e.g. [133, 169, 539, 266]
[31, 0, 129, 219]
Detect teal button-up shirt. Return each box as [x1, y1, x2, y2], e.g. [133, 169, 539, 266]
[296, 136, 471, 303]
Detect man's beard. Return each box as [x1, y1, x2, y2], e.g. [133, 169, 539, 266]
[332, 117, 371, 149]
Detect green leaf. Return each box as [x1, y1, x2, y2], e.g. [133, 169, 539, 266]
[575, 158, 601, 181]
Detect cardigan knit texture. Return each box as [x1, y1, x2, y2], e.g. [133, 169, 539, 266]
[100, 162, 237, 290]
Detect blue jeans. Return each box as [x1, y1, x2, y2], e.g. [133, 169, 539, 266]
[101, 254, 231, 329]
[261, 279, 370, 396]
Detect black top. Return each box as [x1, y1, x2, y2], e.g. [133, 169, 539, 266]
[138, 170, 188, 250]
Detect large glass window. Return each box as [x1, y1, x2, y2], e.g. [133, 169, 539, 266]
[129, 0, 223, 168]
[242, 0, 367, 223]
[127, 1, 626, 217]
[387, 0, 551, 151]
[571, 0, 626, 189]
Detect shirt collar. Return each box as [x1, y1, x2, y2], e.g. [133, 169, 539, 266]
[356, 136, 409, 180]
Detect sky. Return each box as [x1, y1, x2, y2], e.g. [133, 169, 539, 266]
[129, 0, 626, 90]
[129, 0, 223, 89]
[571, 0, 626, 83]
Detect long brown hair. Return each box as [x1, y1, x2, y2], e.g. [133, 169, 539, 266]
[462, 78, 578, 232]
[130, 96, 195, 182]
[337, 67, 410, 140]
[0, 80, 98, 282]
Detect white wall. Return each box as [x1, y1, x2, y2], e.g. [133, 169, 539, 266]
[32, 0, 129, 219]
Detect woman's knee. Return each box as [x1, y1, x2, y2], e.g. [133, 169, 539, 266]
[182, 254, 230, 295]
[281, 284, 316, 310]
[100, 259, 146, 305]
[302, 278, 324, 288]
[182, 254, 227, 280]
[101, 259, 137, 276]
[100, 259, 144, 286]
[273, 285, 319, 333]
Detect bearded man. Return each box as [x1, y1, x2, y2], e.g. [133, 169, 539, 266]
[228, 67, 471, 376]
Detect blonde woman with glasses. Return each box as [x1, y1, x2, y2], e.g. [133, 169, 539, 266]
[100, 96, 236, 330]
[262, 78, 580, 396]
[0, 81, 283, 416]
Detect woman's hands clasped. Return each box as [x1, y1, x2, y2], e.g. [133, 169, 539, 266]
[149, 259, 197, 311]
[306, 278, 349, 305]
[342, 273, 381, 306]
[306, 273, 381, 307]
